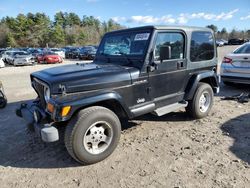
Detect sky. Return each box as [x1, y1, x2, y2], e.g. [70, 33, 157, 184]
[0, 0, 250, 31]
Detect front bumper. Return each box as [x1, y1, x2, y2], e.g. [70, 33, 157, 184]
[16, 101, 59, 142]
[14, 60, 34, 66]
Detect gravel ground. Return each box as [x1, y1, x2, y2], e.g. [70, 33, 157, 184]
[0, 46, 249, 188]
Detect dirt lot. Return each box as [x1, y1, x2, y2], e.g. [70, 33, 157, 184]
[0, 46, 249, 188]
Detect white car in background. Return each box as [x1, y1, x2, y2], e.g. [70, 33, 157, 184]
[50, 48, 65, 59]
[0, 56, 5, 68]
[1, 51, 13, 63]
[221, 42, 250, 85]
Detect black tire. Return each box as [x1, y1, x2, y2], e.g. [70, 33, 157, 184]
[0, 96, 7, 108]
[64, 106, 121, 165]
[186, 82, 213, 119]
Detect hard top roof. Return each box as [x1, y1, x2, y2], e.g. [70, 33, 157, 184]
[107, 25, 213, 34]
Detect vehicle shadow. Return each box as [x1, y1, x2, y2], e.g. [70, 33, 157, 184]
[134, 111, 191, 122]
[220, 113, 250, 164]
[216, 83, 249, 98]
[0, 100, 79, 169]
[0, 100, 191, 169]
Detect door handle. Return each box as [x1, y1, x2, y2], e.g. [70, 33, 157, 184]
[243, 57, 248, 60]
[177, 61, 184, 69]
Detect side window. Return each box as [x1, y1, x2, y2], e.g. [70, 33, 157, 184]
[190, 31, 215, 62]
[154, 32, 184, 61]
[234, 44, 250, 54]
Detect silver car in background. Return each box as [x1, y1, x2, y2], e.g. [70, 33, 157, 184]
[221, 42, 250, 85]
[9, 51, 36, 66]
[50, 48, 65, 59]
[1, 51, 12, 63]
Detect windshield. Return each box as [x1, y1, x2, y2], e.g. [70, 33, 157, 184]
[13, 51, 29, 56]
[43, 52, 57, 55]
[97, 31, 151, 57]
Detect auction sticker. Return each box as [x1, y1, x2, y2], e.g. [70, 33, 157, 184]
[134, 33, 150, 41]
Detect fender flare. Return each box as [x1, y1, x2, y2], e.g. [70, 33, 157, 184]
[185, 71, 219, 100]
[61, 91, 132, 120]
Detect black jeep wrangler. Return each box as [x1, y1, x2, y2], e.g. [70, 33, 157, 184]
[17, 26, 220, 164]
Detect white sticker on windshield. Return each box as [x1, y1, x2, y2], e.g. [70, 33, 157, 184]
[134, 33, 150, 41]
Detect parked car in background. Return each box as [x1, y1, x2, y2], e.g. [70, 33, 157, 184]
[28, 48, 42, 58]
[244, 39, 249, 43]
[65, 48, 77, 59]
[228, 38, 244, 45]
[79, 46, 97, 60]
[5, 51, 20, 64]
[37, 51, 63, 64]
[221, 42, 250, 85]
[216, 40, 224, 47]
[5, 51, 34, 66]
[0, 56, 5, 68]
[18, 47, 29, 52]
[50, 48, 65, 59]
[1, 51, 13, 63]
[221, 39, 228, 45]
[12, 51, 36, 66]
[0, 49, 7, 56]
[71, 48, 81, 59]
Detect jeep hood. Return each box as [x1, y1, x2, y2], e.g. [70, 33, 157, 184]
[31, 63, 139, 94]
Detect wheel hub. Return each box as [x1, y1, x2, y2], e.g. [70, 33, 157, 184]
[199, 92, 210, 113]
[83, 121, 113, 155]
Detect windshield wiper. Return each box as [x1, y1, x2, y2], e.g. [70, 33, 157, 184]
[116, 51, 133, 66]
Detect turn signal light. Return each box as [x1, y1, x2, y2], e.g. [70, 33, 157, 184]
[61, 106, 71, 117]
[47, 102, 54, 113]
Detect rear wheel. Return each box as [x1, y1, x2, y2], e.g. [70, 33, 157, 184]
[186, 83, 213, 119]
[64, 106, 121, 165]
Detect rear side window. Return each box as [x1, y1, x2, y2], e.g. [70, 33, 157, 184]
[190, 31, 214, 62]
[234, 44, 250, 54]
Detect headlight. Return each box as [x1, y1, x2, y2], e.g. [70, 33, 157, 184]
[44, 86, 50, 102]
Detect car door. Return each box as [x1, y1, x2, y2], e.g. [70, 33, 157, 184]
[149, 31, 188, 108]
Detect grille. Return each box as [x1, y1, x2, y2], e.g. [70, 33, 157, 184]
[32, 78, 47, 108]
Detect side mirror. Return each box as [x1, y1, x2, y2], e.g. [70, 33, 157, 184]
[160, 45, 171, 62]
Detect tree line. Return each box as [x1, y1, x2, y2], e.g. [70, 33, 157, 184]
[0, 13, 249, 48]
[0, 12, 124, 48]
[206, 24, 250, 40]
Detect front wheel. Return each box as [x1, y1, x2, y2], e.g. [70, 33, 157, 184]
[0, 91, 7, 108]
[64, 106, 121, 165]
[186, 83, 213, 119]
